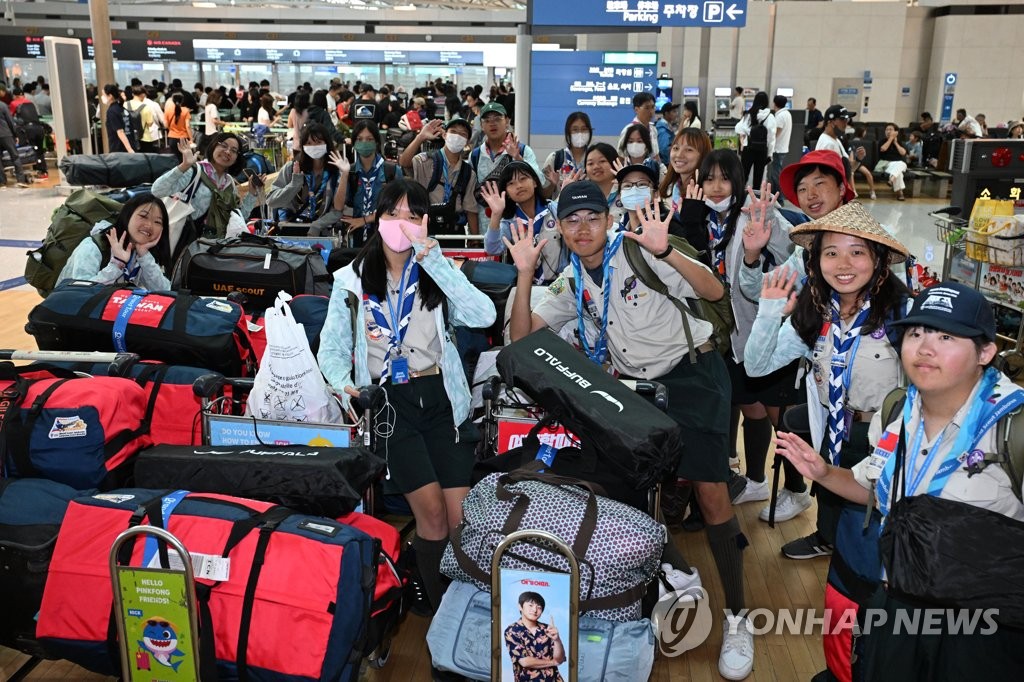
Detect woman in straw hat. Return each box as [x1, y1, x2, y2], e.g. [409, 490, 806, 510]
[742, 201, 911, 682]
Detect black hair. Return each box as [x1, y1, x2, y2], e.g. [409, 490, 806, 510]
[920, 112, 933, 121]
[734, 86, 744, 95]
[296, 123, 335, 174]
[293, 90, 310, 114]
[696, 149, 745, 253]
[620, 122, 653, 157]
[518, 591, 545, 610]
[498, 161, 543, 220]
[445, 119, 473, 139]
[312, 89, 329, 110]
[352, 180, 444, 312]
[683, 101, 700, 122]
[111, 194, 171, 270]
[563, 111, 592, 148]
[584, 142, 619, 169]
[203, 132, 247, 176]
[746, 91, 769, 124]
[632, 92, 655, 109]
[102, 83, 122, 100]
[772, 95, 788, 110]
[351, 119, 382, 151]
[792, 163, 844, 196]
[170, 93, 184, 124]
[790, 231, 910, 347]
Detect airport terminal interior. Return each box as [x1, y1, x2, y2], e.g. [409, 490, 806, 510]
[1, 0, 1024, 681]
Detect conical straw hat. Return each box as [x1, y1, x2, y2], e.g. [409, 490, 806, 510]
[789, 201, 909, 263]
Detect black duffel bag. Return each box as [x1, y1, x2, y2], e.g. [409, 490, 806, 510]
[495, 329, 682, 490]
[134, 444, 386, 517]
[172, 233, 332, 311]
[26, 281, 254, 376]
[58, 153, 178, 187]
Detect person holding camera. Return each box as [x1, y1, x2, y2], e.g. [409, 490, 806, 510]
[398, 117, 480, 235]
[481, 160, 563, 285]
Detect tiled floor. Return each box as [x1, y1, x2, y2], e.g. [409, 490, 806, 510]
[0, 178, 955, 293]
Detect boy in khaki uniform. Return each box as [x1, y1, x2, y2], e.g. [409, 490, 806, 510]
[506, 180, 756, 681]
[399, 116, 480, 235]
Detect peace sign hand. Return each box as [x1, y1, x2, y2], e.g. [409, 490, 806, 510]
[502, 217, 546, 276]
[684, 178, 703, 201]
[623, 199, 670, 256]
[761, 265, 799, 317]
[401, 216, 438, 263]
[560, 168, 585, 190]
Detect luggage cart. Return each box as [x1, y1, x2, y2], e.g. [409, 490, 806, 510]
[491, 530, 580, 682]
[109, 526, 203, 682]
[933, 207, 1024, 378]
[0, 349, 139, 375]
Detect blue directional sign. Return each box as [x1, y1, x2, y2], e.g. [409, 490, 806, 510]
[530, 51, 658, 136]
[530, 0, 747, 28]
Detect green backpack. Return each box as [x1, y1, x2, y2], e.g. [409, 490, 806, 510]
[880, 387, 1024, 502]
[621, 236, 736, 362]
[24, 189, 121, 296]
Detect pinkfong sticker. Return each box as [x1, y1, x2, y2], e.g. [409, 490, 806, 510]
[49, 416, 88, 439]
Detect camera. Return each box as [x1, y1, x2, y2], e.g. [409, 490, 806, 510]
[427, 200, 458, 235]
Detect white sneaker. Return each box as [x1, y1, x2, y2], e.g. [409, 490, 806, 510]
[658, 562, 702, 600]
[719, 615, 754, 680]
[731, 477, 769, 505]
[758, 489, 812, 522]
[729, 455, 741, 471]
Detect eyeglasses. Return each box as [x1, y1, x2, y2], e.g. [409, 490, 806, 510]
[561, 214, 604, 231]
[146, 620, 170, 628]
[481, 114, 504, 123]
[620, 182, 653, 190]
[215, 142, 240, 156]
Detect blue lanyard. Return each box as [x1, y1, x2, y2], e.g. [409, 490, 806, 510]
[439, 152, 453, 203]
[111, 289, 146, 352]
[142, 490, 189, 567]
[304, 170, 330, 219]
[841, 334, 864, 395]
[572, 233, 623, 365]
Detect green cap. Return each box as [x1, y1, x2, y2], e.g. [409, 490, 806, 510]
[444, 116, 473, 135]
[480, 101, 507, 117]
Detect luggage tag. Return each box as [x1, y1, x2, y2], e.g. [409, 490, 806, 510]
[535, 443, 557, 470]
[390, 348, 410, 385]
[843, 407, 854, 441]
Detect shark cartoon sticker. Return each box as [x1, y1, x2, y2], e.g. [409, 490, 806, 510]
[138, 618, 186, 673]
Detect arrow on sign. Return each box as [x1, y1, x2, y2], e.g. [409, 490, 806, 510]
[727, 3, 744, 20]
[645, 83, 653, 91]
[645, 69, 653, 77]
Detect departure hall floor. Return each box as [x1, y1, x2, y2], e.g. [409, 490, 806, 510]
[0, 180, 960, 681]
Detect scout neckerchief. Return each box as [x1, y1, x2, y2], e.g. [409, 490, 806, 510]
[515, 198, 556, 284]
[706, 209, 728, 282]
[875, 368, 1024, 517]
[559, 146, 581, 175]
[356, 155, 385, 218]
[363, 258, 419, 384]
[606, 182, 620, 211]
[825, 293, 872, 465]
[571, 232, 624, 365]
[119, 252, 141, 284]
[301, 170, 331, 221]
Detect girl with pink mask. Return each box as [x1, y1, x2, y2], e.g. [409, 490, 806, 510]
[318, 179, 496, 617]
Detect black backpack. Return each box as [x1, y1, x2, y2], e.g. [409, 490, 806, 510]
[747, 116, 768, 149]
[122, 102, 142, 151]
[426, 150, 472, 202]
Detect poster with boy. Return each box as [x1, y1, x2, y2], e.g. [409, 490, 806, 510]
[117, 567, 199, 682]
[500, 569, 571, 681]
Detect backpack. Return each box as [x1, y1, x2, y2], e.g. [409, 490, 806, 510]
[621, 236, 735, 361]
[880, 387, 1024, 502]
[24, 189, 120, 296]
[426, 150, 472, 203]
[122, 102, 142, 151]
[470, 142, 526, 202]
[747, 116, 768, 149]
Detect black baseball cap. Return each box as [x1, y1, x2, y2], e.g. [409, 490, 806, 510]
[556, 180, 608, 219]
[615, 163, 659, 187]
[824, 105, 855, 122]
[659, 101, 680, 114]
[890, 281, 996, 342]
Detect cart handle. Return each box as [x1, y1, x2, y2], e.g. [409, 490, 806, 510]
[0, 350, 138, 376]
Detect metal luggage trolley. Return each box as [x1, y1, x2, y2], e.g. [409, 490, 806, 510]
[934, 207, 1024, 377]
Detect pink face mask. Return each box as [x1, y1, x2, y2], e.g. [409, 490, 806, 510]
[377, 218, 425, 253]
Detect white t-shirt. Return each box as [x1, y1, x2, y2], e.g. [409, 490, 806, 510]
[815, 132, 849, 158]
[774, 108, 793, 155]
[257, 107, 272, 126]
[204, 103, 219, 135]
[730, 96, 745, 120]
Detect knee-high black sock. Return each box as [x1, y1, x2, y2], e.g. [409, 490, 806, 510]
[660, 536, 694, 574]
[729, 405, 742, 459]
[783, 457, 808, 494]
[412, 535, 450, 614]
[742, 416, 773, 483]
[707, 516, 747, 615]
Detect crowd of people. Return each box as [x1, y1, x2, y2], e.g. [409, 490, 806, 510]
[14, 68, 1024, 681]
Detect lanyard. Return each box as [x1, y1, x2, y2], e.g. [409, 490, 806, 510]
[122, 253, 141, 284]
[357, 156, 384, 217]
[439, 152, 454, 203]
[572, 233, 623, 365]
[303, 170, 329, 219]
[112, 289, 146, 353]
[707, 211, 727, 282]
[515, 198, 551, 237]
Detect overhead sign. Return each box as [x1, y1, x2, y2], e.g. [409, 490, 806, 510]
[192, 42, 483, 65]
[530, 0, 747, 28]
[0, 35, 192, 61]
[530, 50, 658, 137]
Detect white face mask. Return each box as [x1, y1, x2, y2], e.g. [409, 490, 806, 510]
[303, 144, 328, 159]
[620, 186, 652, 211]
[570, 132, 590, 149]
[626, 142, 646, 159]
[445, 133, 468, 154]
[704, 196, 733, 213]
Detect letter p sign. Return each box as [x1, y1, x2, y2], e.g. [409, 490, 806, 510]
[704, 1, 725, 23]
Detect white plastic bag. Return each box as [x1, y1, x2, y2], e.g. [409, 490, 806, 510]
[247, 292, 343, 423]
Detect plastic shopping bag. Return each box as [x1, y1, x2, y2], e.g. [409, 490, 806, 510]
[247, 292, 343, 423]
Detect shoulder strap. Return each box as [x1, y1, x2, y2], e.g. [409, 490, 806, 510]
[92, 232, 112, 270]
[470, 146, 482, 175]
[621, 238, 698, 363]
[554, 149, 564, 170]
[426, 150, 445, 194]
[988, 404, 1024, 502]
[453, 160, 472, 200]
[346, 290, 360, 343]
[880, 387, 907, 430]
[384, 162, 397, 183]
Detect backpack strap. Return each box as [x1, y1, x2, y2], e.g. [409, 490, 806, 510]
[863, 386, 908, 528]
[620, 238, 699, 364]
[426, 150, 445, 194]
[985, 404, 1024, 502]
[470, 146, 482, 176]
[452, 160, 472, 202]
